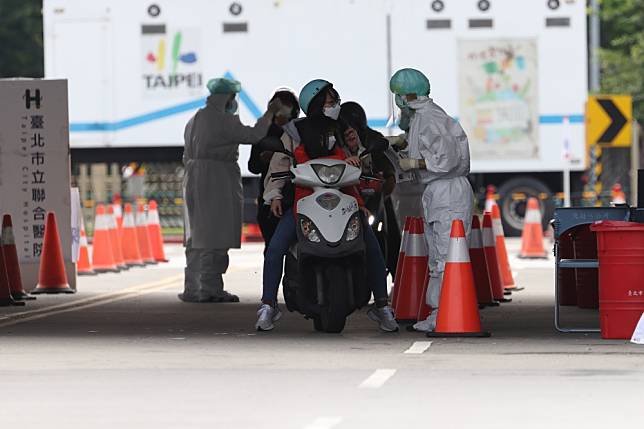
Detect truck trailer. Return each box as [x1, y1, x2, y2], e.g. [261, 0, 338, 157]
[44, 0, 588, 235]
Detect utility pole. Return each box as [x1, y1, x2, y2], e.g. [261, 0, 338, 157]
[589, 0, 600, 92]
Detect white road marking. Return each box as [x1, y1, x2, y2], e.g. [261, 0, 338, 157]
[303, 417, 343, 429]
[403, 341, 432, 354]
[358, 369, 397, 389]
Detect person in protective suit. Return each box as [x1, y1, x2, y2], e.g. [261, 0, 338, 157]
[180, 77, 283, 303]
[389, 68, 474, 332]
[255, 79, 399, 333]
[339, 102, 401, 278]
[248, 89, 300, 250]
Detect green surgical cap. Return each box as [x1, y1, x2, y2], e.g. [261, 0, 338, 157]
[207, 78, 242, 95]
[389, 68, 431, 96]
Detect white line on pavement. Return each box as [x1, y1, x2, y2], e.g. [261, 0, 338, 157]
[303, 417, 343, 429]
[403, 341, 432, 354]
[358, 369, 397, 389]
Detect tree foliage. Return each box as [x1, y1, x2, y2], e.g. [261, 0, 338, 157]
[0, 0, 43, 78]
[600, 0, 644, 124]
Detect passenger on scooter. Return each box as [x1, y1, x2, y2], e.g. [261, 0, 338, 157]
[256, 80, 399, 333]
[339, 102, 401, 279]
[248, 89, 300, 250]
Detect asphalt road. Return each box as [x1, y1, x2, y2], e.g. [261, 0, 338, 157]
[1, 239, 643, 428]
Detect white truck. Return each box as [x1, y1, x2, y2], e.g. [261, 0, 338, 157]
[44, 0, 588, 235]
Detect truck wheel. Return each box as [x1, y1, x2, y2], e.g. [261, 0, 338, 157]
[317, 265, 348, 333]
[497, 177, 554, 237]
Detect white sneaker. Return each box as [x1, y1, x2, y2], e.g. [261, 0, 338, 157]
[255, 304, 282, 331]
[367, 305, 399, 332]
[412, 312, 437, 333]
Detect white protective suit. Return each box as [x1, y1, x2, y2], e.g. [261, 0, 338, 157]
[182, 93, 273, 301]
[406, 97, 474, 331]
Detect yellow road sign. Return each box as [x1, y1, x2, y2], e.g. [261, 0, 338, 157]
[586, 95, 633, 147]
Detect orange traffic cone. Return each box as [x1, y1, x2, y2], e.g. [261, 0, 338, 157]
[108, 206, 127, 271]
[469, 215, 498, 308]
[147, 200, 168, 263]
[393, 218, 428, 321]
[484, 185, 497, 212]
[416, 268, 431, 321]
[92, 204, 119, 273]
[122, 203, 144, 267]
[112, 194, 124, 229]
[519, 197, 547, 259]
[483, 213, 511, 303]
[2, 214, 36, 300]
[32, 212, 75, 294]
[0, 241, 25, 306]
[491, 205, 523, 292]
[77, 220, 95, 276]
[136, 203, 156, 265]
[392, 217, 412, 309]
[426, 219, 490, 338]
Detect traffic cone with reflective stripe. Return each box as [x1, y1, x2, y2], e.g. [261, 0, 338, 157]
[483, 213, 511, 303]
[491, 204, 523, 292]
[136, 203, 156, 265]
[519, 197, 547, 259]
[91, 204, 119, 273]
[484, 185, 497, 212]
[393, 218, 428, 322]
[2, 214, 36, 300]
[0, 239, 25, 306]
[243, 224, 263, 243]
[122, 203, 144, 267]
[32, 212, 75, 294]
[426, 219, 490, 338]
[392, 217, 412, 309]
[108, 205, 127, 271]
[112, 194, 123, 229]
[147, 200, 168, 263]
[469, 215, 498, 308]
[77, 220, 95, 276]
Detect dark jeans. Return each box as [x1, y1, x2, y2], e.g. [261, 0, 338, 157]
[261, 209, 388, 304]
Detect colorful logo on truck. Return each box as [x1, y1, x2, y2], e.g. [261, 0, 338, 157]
[141, 25, 203, 95]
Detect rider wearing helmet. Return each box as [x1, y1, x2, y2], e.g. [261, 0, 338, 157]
[256, 79, 399, 333]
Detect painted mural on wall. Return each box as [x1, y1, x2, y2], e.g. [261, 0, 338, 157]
[459, 39, 539, 160]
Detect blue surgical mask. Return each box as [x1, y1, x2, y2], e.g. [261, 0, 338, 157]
[225, 99, 238, 114]
[399, 106, 413, 132]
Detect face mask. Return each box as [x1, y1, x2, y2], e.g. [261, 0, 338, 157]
[323, 103, 341, 120]
[225, 99, 238, 114]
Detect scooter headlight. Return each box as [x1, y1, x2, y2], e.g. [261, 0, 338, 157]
[345, 214, 362, 241]
[300, 218, 321, 243]
[311, 164, 346, 185]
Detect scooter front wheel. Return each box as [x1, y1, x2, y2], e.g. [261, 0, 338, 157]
[315, 265, 349, 333]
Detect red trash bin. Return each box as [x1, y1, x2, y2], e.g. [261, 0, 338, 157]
[590, 220, 644, 339]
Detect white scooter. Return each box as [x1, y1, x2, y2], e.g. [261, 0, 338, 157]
[270, 149, 373, 333]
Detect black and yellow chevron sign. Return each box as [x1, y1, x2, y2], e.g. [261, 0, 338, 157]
[586, 95, 632, 147]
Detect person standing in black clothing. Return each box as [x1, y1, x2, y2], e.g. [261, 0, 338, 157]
[248, 90, 300, 250]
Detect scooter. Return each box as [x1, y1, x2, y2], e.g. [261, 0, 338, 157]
[271, 150, 372, 333]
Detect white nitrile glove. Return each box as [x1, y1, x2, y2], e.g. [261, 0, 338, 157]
[399, 158, 420, 171]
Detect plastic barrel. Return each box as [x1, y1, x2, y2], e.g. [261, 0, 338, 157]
[591, 221, 644, 339]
